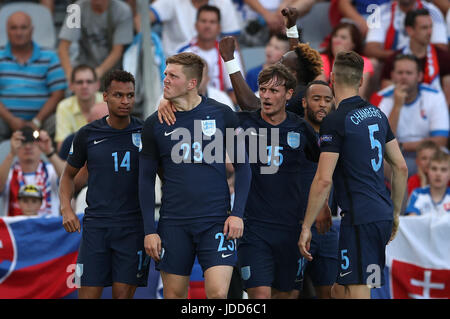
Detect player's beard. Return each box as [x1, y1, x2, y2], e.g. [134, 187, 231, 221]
[306, 106, 324, 126]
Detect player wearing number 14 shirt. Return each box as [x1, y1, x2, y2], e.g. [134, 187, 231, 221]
[59, 70, 148, 299]
[298, 51, 408, 299]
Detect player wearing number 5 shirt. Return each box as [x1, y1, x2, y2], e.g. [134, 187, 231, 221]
[298, 51, 409, 299]
[59, 70, 148, 299]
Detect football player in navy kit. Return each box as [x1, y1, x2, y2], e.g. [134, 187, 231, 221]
[59, 70, 147, 299]
[298, 51, 408, 299]
[139, 52, 252, 299]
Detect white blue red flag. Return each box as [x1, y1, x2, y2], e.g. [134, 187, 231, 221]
[372, 214, 450, 299]
[0, 215, 81, 298]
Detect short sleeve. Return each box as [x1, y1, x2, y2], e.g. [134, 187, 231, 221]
[150, 0, 176, 23]
[46, 53, 68, 92]
[429, 91, 450, 137]
[405, 191, 421, 215]
[319, 113, 344, 153]
[215, 0, 241, 36]
[67, 126, 88, 168]
[385, 115, 395, 143]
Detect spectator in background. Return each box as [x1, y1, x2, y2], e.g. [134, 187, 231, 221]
[177, 5, 243, 106]
[17, 184, 43, 216]
[380, 9, 450, 106]
[245, 33, 290, 92]
[405, 150, 450, 216]
[0, 126, 64, 217]
[0, 1, 55, 13]
[58, 0, 133, 83]
[146, 0, 241, 57]
[373, 54, 449, 176]
[407, 140, 440, 196]
[317, 22, 374, 99]
[58, 101, 109, 161]
[198, 59, 236, 110]
[335, 0, 390, 37]
[55, 64, 103, 152]
[0, 11, 67, 142]
[364, 0, 448, 61]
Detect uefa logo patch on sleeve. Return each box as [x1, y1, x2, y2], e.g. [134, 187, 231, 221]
[320, 135, 333, 145]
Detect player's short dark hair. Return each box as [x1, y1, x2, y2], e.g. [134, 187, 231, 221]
[332, 51, 364, 87]
[393, 54, 422, 73]
[196, 4, 221, 22]
[405, 8, 430, 28]
[103, 70, 135, 92]
[258, 63, 297, 91]
[71, 64, 97, 83]
[416, 140, 439, 154]
[166, 52, 204, 88]
[304, 80, 332, 98]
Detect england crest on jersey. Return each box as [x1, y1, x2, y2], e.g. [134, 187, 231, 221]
[287, 131, 300, 149]
[201, 119, 216, 136]
[132, 133, 142, 151]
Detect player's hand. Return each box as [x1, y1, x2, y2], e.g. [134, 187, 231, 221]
[62, 209, 81, 233]
[223, 216, 243, 240]
[298, 226, 313, 261]
[388, 216, 400, 244]
[157, 98, 177, 125]
[281, 7, 299, 28]
[219, 37, 236, 62]
[315, 203, 332, 234]
[144, 233, 162, 262]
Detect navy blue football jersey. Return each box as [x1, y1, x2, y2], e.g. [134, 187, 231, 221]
[67, 116, 143, 227]
[319, 96, 395, 225]
[140, 96, 244, 228]
[237, 110, 319, 229]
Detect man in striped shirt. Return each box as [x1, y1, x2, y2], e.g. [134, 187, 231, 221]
[0, 11, 67, 142]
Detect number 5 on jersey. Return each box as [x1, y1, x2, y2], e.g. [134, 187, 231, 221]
[112, 151, 130, 172]
[368, 124, 382, 172]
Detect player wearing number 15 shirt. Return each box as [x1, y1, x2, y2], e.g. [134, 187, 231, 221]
[298, 51, 408, 299]
[59, 71, 148, 299]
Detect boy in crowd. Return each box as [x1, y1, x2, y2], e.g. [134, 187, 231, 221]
[406, 150, 450, 216]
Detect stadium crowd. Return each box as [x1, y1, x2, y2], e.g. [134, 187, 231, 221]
[0, 0, 449, 299]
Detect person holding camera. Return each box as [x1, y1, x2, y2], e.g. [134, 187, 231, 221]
[0, 126, 64, 217]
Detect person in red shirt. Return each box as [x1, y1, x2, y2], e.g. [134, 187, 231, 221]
[407, 140, 440, 196]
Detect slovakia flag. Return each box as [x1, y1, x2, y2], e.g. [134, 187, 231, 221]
[0, 215, 81, 298]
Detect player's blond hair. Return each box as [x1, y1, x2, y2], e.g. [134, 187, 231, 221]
[166, 52, 205, 88]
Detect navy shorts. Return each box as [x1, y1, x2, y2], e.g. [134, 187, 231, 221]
[238, 222, 303, 292]
[156, 221, 237, 276]
[336, 220, 392, 287]
[76, 224, 149, 287]
[304, 221, 339, 287]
